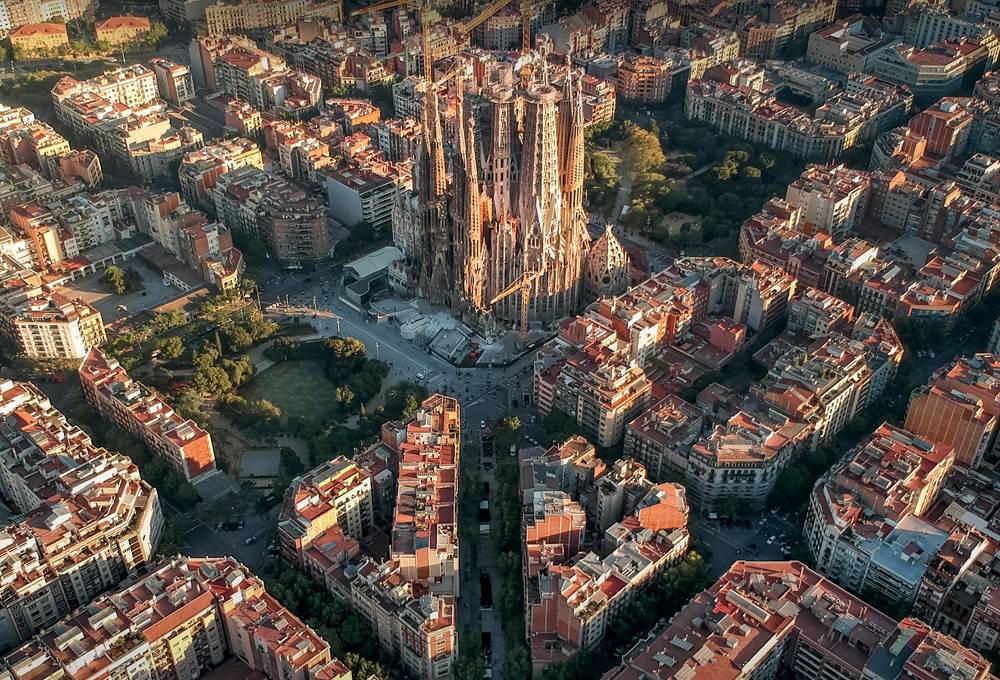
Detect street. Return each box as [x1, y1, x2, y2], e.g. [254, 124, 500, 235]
[477, 441, 508, 676]
[691, 512, 798, 580]
[261, 267, 539, 429]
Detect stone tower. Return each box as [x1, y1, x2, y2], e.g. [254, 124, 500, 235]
[393, 56, 591, 330]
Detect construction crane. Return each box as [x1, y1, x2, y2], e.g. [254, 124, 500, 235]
[463, 0, 533, 52]
[489, 269, 540, 337]
[351, 0, 533, 81]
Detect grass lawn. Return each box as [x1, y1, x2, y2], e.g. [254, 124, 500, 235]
[240, 359, 338, 423]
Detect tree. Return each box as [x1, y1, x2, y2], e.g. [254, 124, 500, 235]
[768, 464, 811, 508]
[402, 394, 419, 418]
[342, 653, 386, 680]
[156, 335, 184, 361]
[504, 645, 532, 680]
[103, 265, 127, 295]
[144, 21, 169, 47]
[624, 123, 666, 176]
[279, 447, 305, 477]
[334, 385, 355, 408]
[174, 389, 207, 425]
[175, 482, 199, 505]
[195, 365, 232, 395]
[493, 414, 521, 451]
[455, 627, 485, 680]
[222, 354, 255, 387]
[541, 411, 580, 442]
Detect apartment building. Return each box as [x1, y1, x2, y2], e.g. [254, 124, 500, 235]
[204, 0, 342, 36]
[0, 0, 90, 32]
[752, 332, 881, 444]
[0, 380, 163, 650]
[224, 100, 263, 138]
[139, 191, 243, 290]
[52, 65, 159, 113]
[905, 354, 1000, 468]
[391, 395, 460, 592]
[324, 164, 406, 232]
[211, 164, 272, 239]
[213, 167, 329, 265]
[177, 219, 244, 291]
[369, 118, 421, 162]
[786, 286, 855, 338]
[537, 349, 652, 448]
[806, 14, 899, 74]
[519, 435, 606, 502]
[348, 558, 455, 680]
[0, 112, 66, 177]
[0, 556, 352, 680]
[266, 117, 338, 184]
[268, 26, 392, 94]
[0, 287, 105, 360]
[189, 35, 258, 90]
[150, 57, 195, 106]
[784, 163, 872, 236]
[908, 97, 975, 160]
[906, 465, 1000, 653]
[687, 69, 912, 160]
[686, 404, 809, 510]
[615, 54, 672, 102]
[51, 76, 204, 184]
[9, 23, 67, 56]
[52, 151, 103, 188]
[277, 456, 373, 567]
[735, 0, 837, 60]
[873, 37, 996, 102]
[265, 397, 456, 680]
[523, 491, 587, 575]
[623, 395, 704, 481]
[529, 508, 689, 672]
[7, 202, 79, 271]
[260, 176, 330, 265]
[603, 561, 993, 680]
[211, 44, 285, 107]
[178, 137, 263, 208]
[79, 348, 218, 483]
[903, 8, 999, 50]
[202, 40, 321, 118]
[521, 439, 689, 673]
[805, 423, 955, 602]
[95, 16, 151, 46]
[49, 193, 123, 251]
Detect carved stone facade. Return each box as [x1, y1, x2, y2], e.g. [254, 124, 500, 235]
[585, 223, 630, 302]
[393, 58, 592, 329]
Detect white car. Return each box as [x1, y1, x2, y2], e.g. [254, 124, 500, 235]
[766, 535, 776, 545]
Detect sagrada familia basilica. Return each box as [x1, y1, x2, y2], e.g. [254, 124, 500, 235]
[392, 52, 631, 332]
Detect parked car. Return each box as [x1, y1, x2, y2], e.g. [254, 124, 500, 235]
[245, 536, 257, 545]
[480, 574, 493, 610]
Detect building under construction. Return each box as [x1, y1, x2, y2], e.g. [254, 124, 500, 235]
[392, 54, 623, 332]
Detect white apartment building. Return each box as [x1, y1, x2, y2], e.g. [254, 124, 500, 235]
[806, 15, 899, 74]
[10, 297, 106, 360]
[325, 166, 404, 231]
[784, 164, 872, 236]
